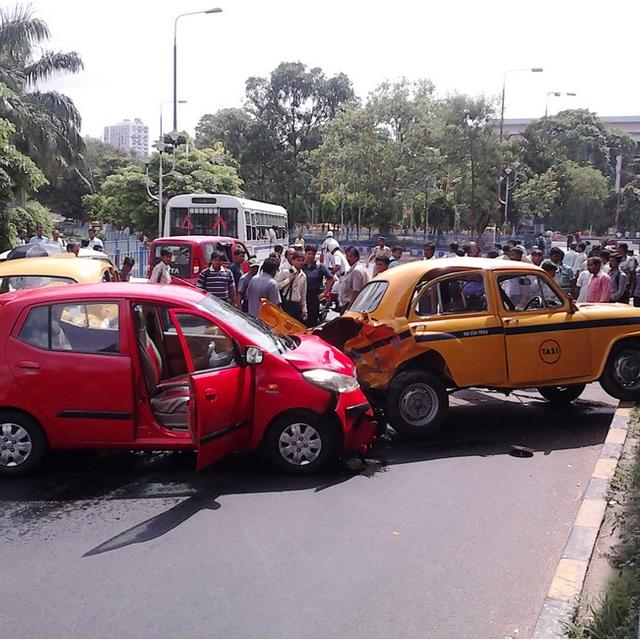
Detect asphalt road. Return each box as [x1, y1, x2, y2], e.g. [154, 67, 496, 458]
[0, 384, 616, 638]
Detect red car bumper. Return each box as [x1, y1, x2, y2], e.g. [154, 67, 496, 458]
[334, 389, 377, 454]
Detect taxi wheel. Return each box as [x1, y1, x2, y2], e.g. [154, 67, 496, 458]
[601, 346, 640, 400]
[386, 370, 449, 439]
[263, 411, 335, 475]
[0, 411, 47, 478]
[538, 384, 586, 406]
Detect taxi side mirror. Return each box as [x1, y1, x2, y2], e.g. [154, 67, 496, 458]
[568, 299, 578, 314]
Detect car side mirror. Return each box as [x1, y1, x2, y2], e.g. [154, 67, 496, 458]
[568, 299, 578, 314]
[245, 346, 264, 365]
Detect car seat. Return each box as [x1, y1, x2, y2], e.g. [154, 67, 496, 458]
[134, 307, 190, 429]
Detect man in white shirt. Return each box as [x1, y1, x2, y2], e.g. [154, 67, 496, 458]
[148, 249, 172, 284]
[51, 228, 66, 249]
[341, 246, 370, 310]
[564, 242, 578, 270]
[29, 226, 49, 244]
[87, 228, 104, 251]
[17, 228, 28, 245]
[572, 242, 588, 275]
[279, 247, 295, 272]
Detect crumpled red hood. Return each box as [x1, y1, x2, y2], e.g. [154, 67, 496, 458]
[283, 334, 356, 376]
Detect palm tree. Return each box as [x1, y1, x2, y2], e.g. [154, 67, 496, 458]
[0, 4, 85, 177]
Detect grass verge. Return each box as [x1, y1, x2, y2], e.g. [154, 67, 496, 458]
[566, 409, 640, 638]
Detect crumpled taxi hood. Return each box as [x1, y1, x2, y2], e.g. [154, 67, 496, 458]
[283, 334, 356, 376]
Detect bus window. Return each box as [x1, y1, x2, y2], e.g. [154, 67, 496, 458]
[168, 207, 238, 237]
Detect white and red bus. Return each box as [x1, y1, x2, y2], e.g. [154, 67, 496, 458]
[163, 194, 288, 261]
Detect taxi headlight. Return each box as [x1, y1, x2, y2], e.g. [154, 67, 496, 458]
[302, 369, 360, 393]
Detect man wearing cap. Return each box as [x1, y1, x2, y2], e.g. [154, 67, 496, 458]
[238, 258, 260, 313]
[367, 236, 392, 276]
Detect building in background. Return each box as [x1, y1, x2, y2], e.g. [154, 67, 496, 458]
[103, 118, 149, 158]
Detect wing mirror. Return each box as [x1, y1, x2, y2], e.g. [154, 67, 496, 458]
[245, 346, 264, 365]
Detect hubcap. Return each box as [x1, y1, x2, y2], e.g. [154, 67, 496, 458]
[278, 422, 322, 466]
[0, 423, 32, 467]
[399, 383, 439, 427]
[613, 351, 640, 390]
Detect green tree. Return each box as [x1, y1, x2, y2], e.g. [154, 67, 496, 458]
[513, 168, 560, 219]
[551, 161, 610, 231]
[0, 4, 85, 177]
[194, 108, 253, 163]
[83, 144, 243, 238]
[0, 117, 47, 250]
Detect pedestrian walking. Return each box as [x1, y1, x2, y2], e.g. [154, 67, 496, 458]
[51, 228, 65, 249]
[87, 228, 104, 251]
[585, 257, 612, 303]
[422, 242, 437, 260]
[276, 250, 308, 322]
[367, 237, 392, 275]
[238, 258, 260, 312]
[229, 248, 246, 288]
[549, 247, 575, 295]
[149, 249, 172, 283]
[609, 254, 629, 303]
[389, 246, 403, 268]
[29, 226, 49, 244]
[196, 251, 238, 306]
[246, 258, 281, 318]
[17, 228, 28, 245]
[341, 246, 369, 310]
[120, 257, 134, 282]
[302, 244, 334, 327]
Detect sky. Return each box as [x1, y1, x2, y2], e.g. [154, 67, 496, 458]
[32, 0, 639, 144]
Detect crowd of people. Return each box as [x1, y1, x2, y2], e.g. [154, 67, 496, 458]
[417, 236, 639, 305]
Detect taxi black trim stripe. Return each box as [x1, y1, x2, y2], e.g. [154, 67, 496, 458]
[58, 410, 134, 420]
[504, 316, 640, 335]
[352, 316, 640, 352]
[200, 421, 247, 445]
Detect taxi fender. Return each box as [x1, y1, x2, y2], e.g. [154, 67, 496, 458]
[596, 331, 640, 378]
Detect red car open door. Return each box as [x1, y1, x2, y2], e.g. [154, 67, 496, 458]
[169, 309, 253, 470]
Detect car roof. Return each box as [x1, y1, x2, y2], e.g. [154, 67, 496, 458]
[378, 257, 542, 282]
[368, 257, 545, 318]
[0, 255, 112, 280]
[0, 282, 205, 307]
[150, 236, 241, 244]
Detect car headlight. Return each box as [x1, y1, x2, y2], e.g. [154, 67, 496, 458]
[302, 369, 360, 393]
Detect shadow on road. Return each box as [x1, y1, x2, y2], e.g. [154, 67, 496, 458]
[0, 390, 615, 557]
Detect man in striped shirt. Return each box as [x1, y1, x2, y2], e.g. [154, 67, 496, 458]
[196, 251, 238, 307]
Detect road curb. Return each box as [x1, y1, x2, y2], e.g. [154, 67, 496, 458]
[532, 401, 634, 638]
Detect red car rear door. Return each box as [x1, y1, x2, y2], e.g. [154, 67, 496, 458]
[169, 309, 253, 470]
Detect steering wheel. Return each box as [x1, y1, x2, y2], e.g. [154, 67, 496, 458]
[524, 296, 544, 311]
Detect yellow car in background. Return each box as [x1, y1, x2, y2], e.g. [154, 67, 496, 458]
[263, 258, 640, 438]
[0, 255, 118, 294]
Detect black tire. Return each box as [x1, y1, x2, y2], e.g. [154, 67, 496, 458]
[263, 411, 336, 475]
[386, 370, 449, 439]
[0, 411, 47, 478]
[600, 345, 640, 400]
[538, 384, 586, 406]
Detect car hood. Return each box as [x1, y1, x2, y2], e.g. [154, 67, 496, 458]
[283, 334, 356, 376]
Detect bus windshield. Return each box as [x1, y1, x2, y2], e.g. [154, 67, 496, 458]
[169, 206, 238, 237]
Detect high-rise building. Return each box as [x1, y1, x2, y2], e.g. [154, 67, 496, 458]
[103, 118, 149, 158]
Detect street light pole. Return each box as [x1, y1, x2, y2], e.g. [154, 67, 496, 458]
[173, 7, 222, 135]
[499, 67, 543, 142]
[544, 91, 576, 122]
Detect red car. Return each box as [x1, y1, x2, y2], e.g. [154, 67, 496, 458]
[148, 236, 251, 286]
[0, 283, 375, 477]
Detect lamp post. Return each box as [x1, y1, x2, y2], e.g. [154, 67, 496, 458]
[157, 100, 187, 238]
[499, 167, 518, 227]
[173, 7, 222, 135]
[499, 67, 543, 142]
[544, 91, 576, 119]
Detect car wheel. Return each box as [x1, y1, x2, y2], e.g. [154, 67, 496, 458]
[538, 384, 586, 406]
[386, 370, 449, 439]
[263, 411, 335, 475]
[600, 346, 640, 400]
[0, 411, 47, 478]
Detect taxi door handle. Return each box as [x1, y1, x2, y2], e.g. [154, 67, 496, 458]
[18, 361, 40, 371]
[204, 388, 217, 400]
[503, 317, 519, 325]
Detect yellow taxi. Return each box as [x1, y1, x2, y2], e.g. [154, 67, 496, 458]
[262, 258, 640, 438]
[0, 255, 118, 294]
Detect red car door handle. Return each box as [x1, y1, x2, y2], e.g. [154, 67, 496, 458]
[204, 388, 217, 400]
[18, 361, 40, 371]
